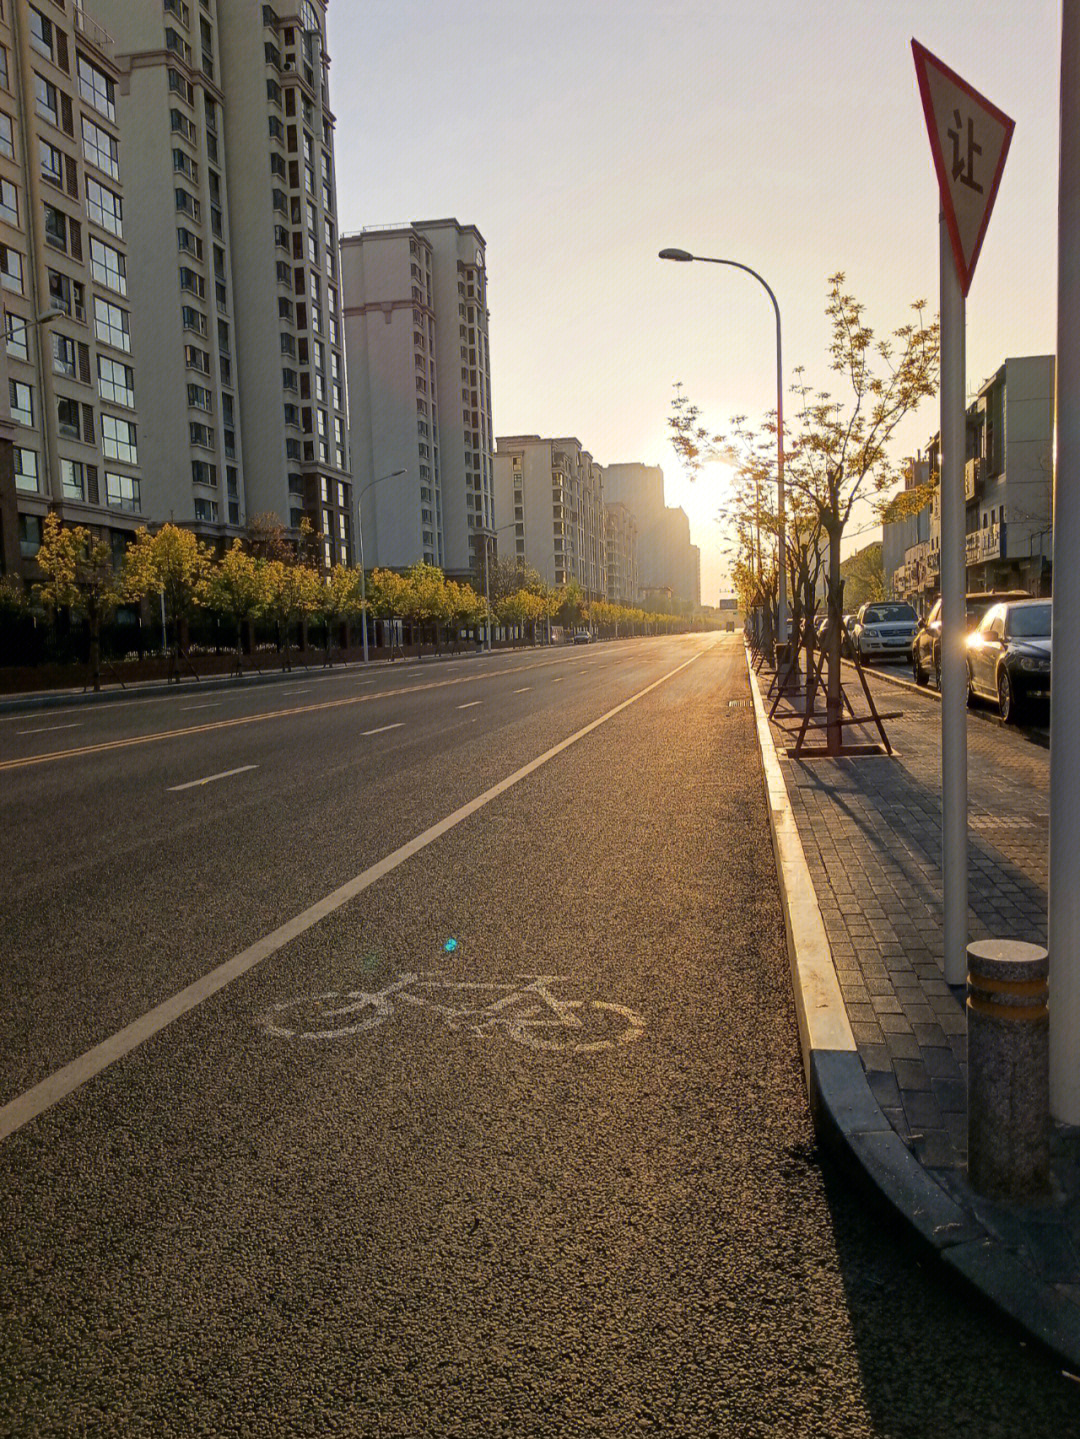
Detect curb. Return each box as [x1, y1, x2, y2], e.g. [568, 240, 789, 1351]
[746, 650, 1080, 1368]
[845, 658, 1049, 750]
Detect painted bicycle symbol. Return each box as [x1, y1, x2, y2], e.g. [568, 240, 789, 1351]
[259, 972, 646, 1054]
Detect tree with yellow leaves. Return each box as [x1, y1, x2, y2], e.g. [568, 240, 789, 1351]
[34, 512, 122, 692]
[122, 523, 213, 683]
[198, 540, 269, 673]
[263, 557, 321, 671]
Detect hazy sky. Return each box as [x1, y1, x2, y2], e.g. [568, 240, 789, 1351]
[326, 1, 1061, 602]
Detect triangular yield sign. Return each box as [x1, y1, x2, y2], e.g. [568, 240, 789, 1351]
[912, 39, 1014, 297]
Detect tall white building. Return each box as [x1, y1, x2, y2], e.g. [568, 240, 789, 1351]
[92, 0, 352, 566]
[493, 434, 606, 599]
[1, 0, 145, 579]
[604, 500, 638, 606]
[341, 218, 493, 579]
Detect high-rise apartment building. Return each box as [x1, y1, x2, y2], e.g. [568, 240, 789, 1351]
[604, 500, 638, 606]
[93, 0, 352, 567]
[493, 434, 606, 599]
[604, 462, 699, 610]
[1, 0, 145, 578]
[341, 219, 493, 580]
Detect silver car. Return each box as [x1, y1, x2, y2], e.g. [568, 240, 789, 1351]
[851, 601, 921, 664]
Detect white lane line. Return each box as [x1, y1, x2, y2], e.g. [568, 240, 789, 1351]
[553, 677, 563, 683]
[457, 701, 482, 709]
[0, 644, 710, 1145]
[513, 687, 531, 693]
[280, 687, 311, 695]
[360, 722, 405, 736]
[15, 722, 82, 736]
[180, 703, 220, 711]
[168, 764, 259, 792]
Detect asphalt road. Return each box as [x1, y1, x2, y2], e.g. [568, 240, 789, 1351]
[2, 634, 1077, 1436]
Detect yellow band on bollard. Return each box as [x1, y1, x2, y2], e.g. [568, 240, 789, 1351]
[969, 975, 1049, 999]
[968, 994, 1049, 1022]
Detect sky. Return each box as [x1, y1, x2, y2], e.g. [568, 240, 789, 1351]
[326, 0, 1061, 604]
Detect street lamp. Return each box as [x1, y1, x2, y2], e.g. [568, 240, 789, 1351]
[356, 468, 406, 663]
[659, 247, 787, 648]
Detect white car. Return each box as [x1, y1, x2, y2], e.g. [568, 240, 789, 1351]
[851, 602, 921, 664]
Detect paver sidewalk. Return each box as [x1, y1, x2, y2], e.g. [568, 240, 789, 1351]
[753, 656, 1080, 1356]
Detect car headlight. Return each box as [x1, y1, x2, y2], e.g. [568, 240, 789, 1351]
[1019, 657, 1050, 672]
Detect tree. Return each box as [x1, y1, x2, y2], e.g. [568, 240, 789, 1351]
[123, 524, 213, 682]
[34, 512, 122, 692]
[198, 540, 269, 671]
[399, 562, 449, 656]
[841, 541, 885, 610]
[367, 568, 410, 657]
[263, 558, 321, 671]
[555, 579, 586, 631]
[316, 563, 363, 664]
[672, 273, 938, 752]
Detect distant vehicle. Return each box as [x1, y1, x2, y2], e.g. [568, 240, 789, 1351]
[966, 598, 1051, 723]
[912, 590, 1030, 688]
[850, 601, 920, 665]
[573, 629, 593, 645]
[842, 614, 857, 658]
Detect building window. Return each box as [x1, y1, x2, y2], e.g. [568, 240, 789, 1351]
[101, 413, 137, 462]
[184, 344, 209, 372]
[1, 245, 23, 293]
[43, 203, 66, 250]
[77, 56, 115, 123]
[0, 47, 8, 93]
[57, 395, 81, 437]
[33, 74, 59, 128]
[39, 139, 63, 187]
[0, 179, 17, 225]
[189, 421, 214, 449]
[86, 177, 122, 237]
[97, 355, 134, 407]
[14, 447, 38, 492]
[175, 187, 200, 221]
[191, 460, 217, 487]
[9, 379, 32, 426]
[61, 458, 85, 499]
[187, 383, 213, 412]
[106, 472, 140, 512]
[4, 311, 28, 360]
[89, 236, 126, 294]
[94, 297, 130, 352]
[164, 29, 192, 65]
[179, 267, 205, 298]
[182, 306, 207, 336]
[194, 497, 219, 522]
[167, 69, 194, 105]
[0, 113, 14, 161]
[29, 8, 54, 61]
[81, 118, 119, 179]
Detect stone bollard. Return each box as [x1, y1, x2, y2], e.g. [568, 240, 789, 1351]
[967, 939, 1050, 1203]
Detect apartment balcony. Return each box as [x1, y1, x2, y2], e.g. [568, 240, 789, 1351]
[74, 4, 113, 57]
[966, 520, 1005, 567]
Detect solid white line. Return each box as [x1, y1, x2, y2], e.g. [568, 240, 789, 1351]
[513, 687, 531, 693]
[360, 722, 405, 736]
[0, 644, 709, 1144]
[15, 722, 82, 735]
[457, 701, 482, 709]
[180, 703, 220, 711]
[167, 764, 259, 792]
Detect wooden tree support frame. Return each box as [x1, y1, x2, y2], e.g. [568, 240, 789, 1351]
[788, 644, 901, 759]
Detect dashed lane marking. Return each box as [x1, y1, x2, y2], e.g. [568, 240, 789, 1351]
[360, 723, 405, 736]
[15, 722, 82, 736]
[457, 701, 482, 709]
[168, 764, 259, 792]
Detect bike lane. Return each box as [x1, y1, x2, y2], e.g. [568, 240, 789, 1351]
[2, 638, 1076, 1436]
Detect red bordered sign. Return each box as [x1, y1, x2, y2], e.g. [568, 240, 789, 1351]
[912, 39, 1014, 297]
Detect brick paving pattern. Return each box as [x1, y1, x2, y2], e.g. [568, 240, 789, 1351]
[765, 668, 1080, 1299]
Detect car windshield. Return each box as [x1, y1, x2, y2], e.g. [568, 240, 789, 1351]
[1006, 604, 1052, 638]
[863, 605, 917, 624]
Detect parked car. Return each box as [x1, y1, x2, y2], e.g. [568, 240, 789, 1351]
[573, 629, 593, 645]
[850, 601, 921, 665]
[966, 598, 1052, 723]
[841, 614, 856, 658]
[912, 590, 1031, 687]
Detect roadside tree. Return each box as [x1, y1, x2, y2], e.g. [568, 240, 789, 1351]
[198, 540, 269, 672]
[34, 512, 122, 692]
[122, 523, 213, 682]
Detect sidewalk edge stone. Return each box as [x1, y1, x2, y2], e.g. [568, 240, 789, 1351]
[745, 649, 1080, 1370]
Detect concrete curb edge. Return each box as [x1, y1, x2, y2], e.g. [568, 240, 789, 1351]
[745, 649, 1080, 1368]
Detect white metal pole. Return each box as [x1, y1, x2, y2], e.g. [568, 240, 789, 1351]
[358, 504, 368, 665]
[940, 213, 968, 986]
[1049, 0, 1080, 1122]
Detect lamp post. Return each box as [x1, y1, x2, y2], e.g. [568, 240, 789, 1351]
[356, 468, 406, 663]
[659, 248, 786, 647]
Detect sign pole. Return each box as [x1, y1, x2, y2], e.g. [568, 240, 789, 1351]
[940, 213, 968, 986]
[1049, 0, 1080, 1124]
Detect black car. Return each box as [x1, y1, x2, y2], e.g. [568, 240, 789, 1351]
[912, 590, 1030, 688]
[965, 598, 1052, 723]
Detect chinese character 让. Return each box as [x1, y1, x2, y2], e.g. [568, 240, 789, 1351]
[948, 108, 983, 193]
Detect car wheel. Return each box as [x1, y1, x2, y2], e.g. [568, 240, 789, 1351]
[998, 667, 1021, 725]
[913, 647, 928, 686]
[966, 665, 977, 708]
